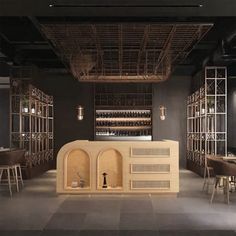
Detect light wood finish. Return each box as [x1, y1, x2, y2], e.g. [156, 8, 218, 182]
[65, 149, 90, 189]
[210, 176, 230, 204]
[57, 140, 179, 194]
[97, 149, 123, 189]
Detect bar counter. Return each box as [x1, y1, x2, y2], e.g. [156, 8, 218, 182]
[57, 140, 179, 194]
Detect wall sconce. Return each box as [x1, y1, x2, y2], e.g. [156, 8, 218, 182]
[77, 105, 84, 120]
[159, 105, 167, 120]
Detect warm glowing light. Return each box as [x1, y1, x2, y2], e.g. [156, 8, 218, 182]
[77, 105, 84, 120]
[160, 105, 166, 120]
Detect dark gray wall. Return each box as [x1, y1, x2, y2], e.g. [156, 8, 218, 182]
[2, 67, 235, 167]
[35, 72, 191, 167]
[152, 76, 191, 168]
[34, 72, 94, 158]
[227, 78, 236, 149]
[1, 0, 236, 16]
[0, 89, 10, 147]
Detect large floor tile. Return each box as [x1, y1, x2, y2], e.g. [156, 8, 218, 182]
[1, 169, 236, 232]
[121, 200, 153, 213]
[82, 212, 120, 230]
[0, 212, 54, 230]
[155, 214, 193, 230]
[57, 200, 92, 213]
[41, 230, 80, 236]
[80, 230, 119, 236]
[0, 231, 42, 236]
[58, 199, 121, 214]
[159, 230, 236, 236]
[120, 213, 156, 230]
[186, 213, 236, 230]
[45, 213, 86, 230]
[88, 199, 121, 213]
[151, 197, 184, 214]
[119, 230, 159, 236]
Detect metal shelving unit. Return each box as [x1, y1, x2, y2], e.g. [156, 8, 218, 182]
[10, 67, 54, 177]
[187, 66, 227, 176]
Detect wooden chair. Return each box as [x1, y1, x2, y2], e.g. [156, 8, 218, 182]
[0, 165, 18, 197]
[0, 149, 25, 197]
[208, 158, 231, 204]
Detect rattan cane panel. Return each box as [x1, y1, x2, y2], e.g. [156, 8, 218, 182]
[131, 180, 170, 189]
[131, 147, 170, 157]
[131, 164, 170, 173]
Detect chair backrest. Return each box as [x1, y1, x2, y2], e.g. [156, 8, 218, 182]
[0, 149, 26, 165]
[205, 155, 219, 167]
[222, 161, 236, 176]
[207, 158, 230, 176]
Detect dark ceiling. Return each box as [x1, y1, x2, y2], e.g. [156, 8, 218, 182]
[1, 1, 236, 77]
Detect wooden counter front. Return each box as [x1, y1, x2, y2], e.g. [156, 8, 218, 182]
[57, 140, 179, 194]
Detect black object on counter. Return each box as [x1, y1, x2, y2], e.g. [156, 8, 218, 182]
[102, 172, 108, 188]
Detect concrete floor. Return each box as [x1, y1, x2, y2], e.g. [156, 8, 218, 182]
[0, 169, 236, 236]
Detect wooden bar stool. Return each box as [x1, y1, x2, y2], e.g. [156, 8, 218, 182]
[0, 164, 24, 197]
[0, 149, 25, 197]
[210, 175, 230, 204]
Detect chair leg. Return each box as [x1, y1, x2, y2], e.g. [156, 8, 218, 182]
[14, 165, 19, 192]
[230, 176, 236, 192]
[10, 167, 18, 192]
[210, 177, 219, 204]
[206, 168, 211, 193]
[202, 166, 207, 191]
[17, 165, 24, 187]
[0, 169, 3, 183]
[223, 178, 227, 195]
[226, 177, 230, 204]
[7, 168, 12, 197]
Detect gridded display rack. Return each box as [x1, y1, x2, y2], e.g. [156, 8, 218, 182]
[10, 67, 54, 178]
[187, 66, 227, 176]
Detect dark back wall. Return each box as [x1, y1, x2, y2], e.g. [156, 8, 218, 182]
[152, 76, 191, 167]
[227, 77, 236, 149]
[35, 72, 191, 168]
[34, 72, 94, 159]
[0, 89, 10, 147]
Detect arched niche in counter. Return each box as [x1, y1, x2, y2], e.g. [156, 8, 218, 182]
[64, 149, 90, 189]
[97, 148, 123, 190]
